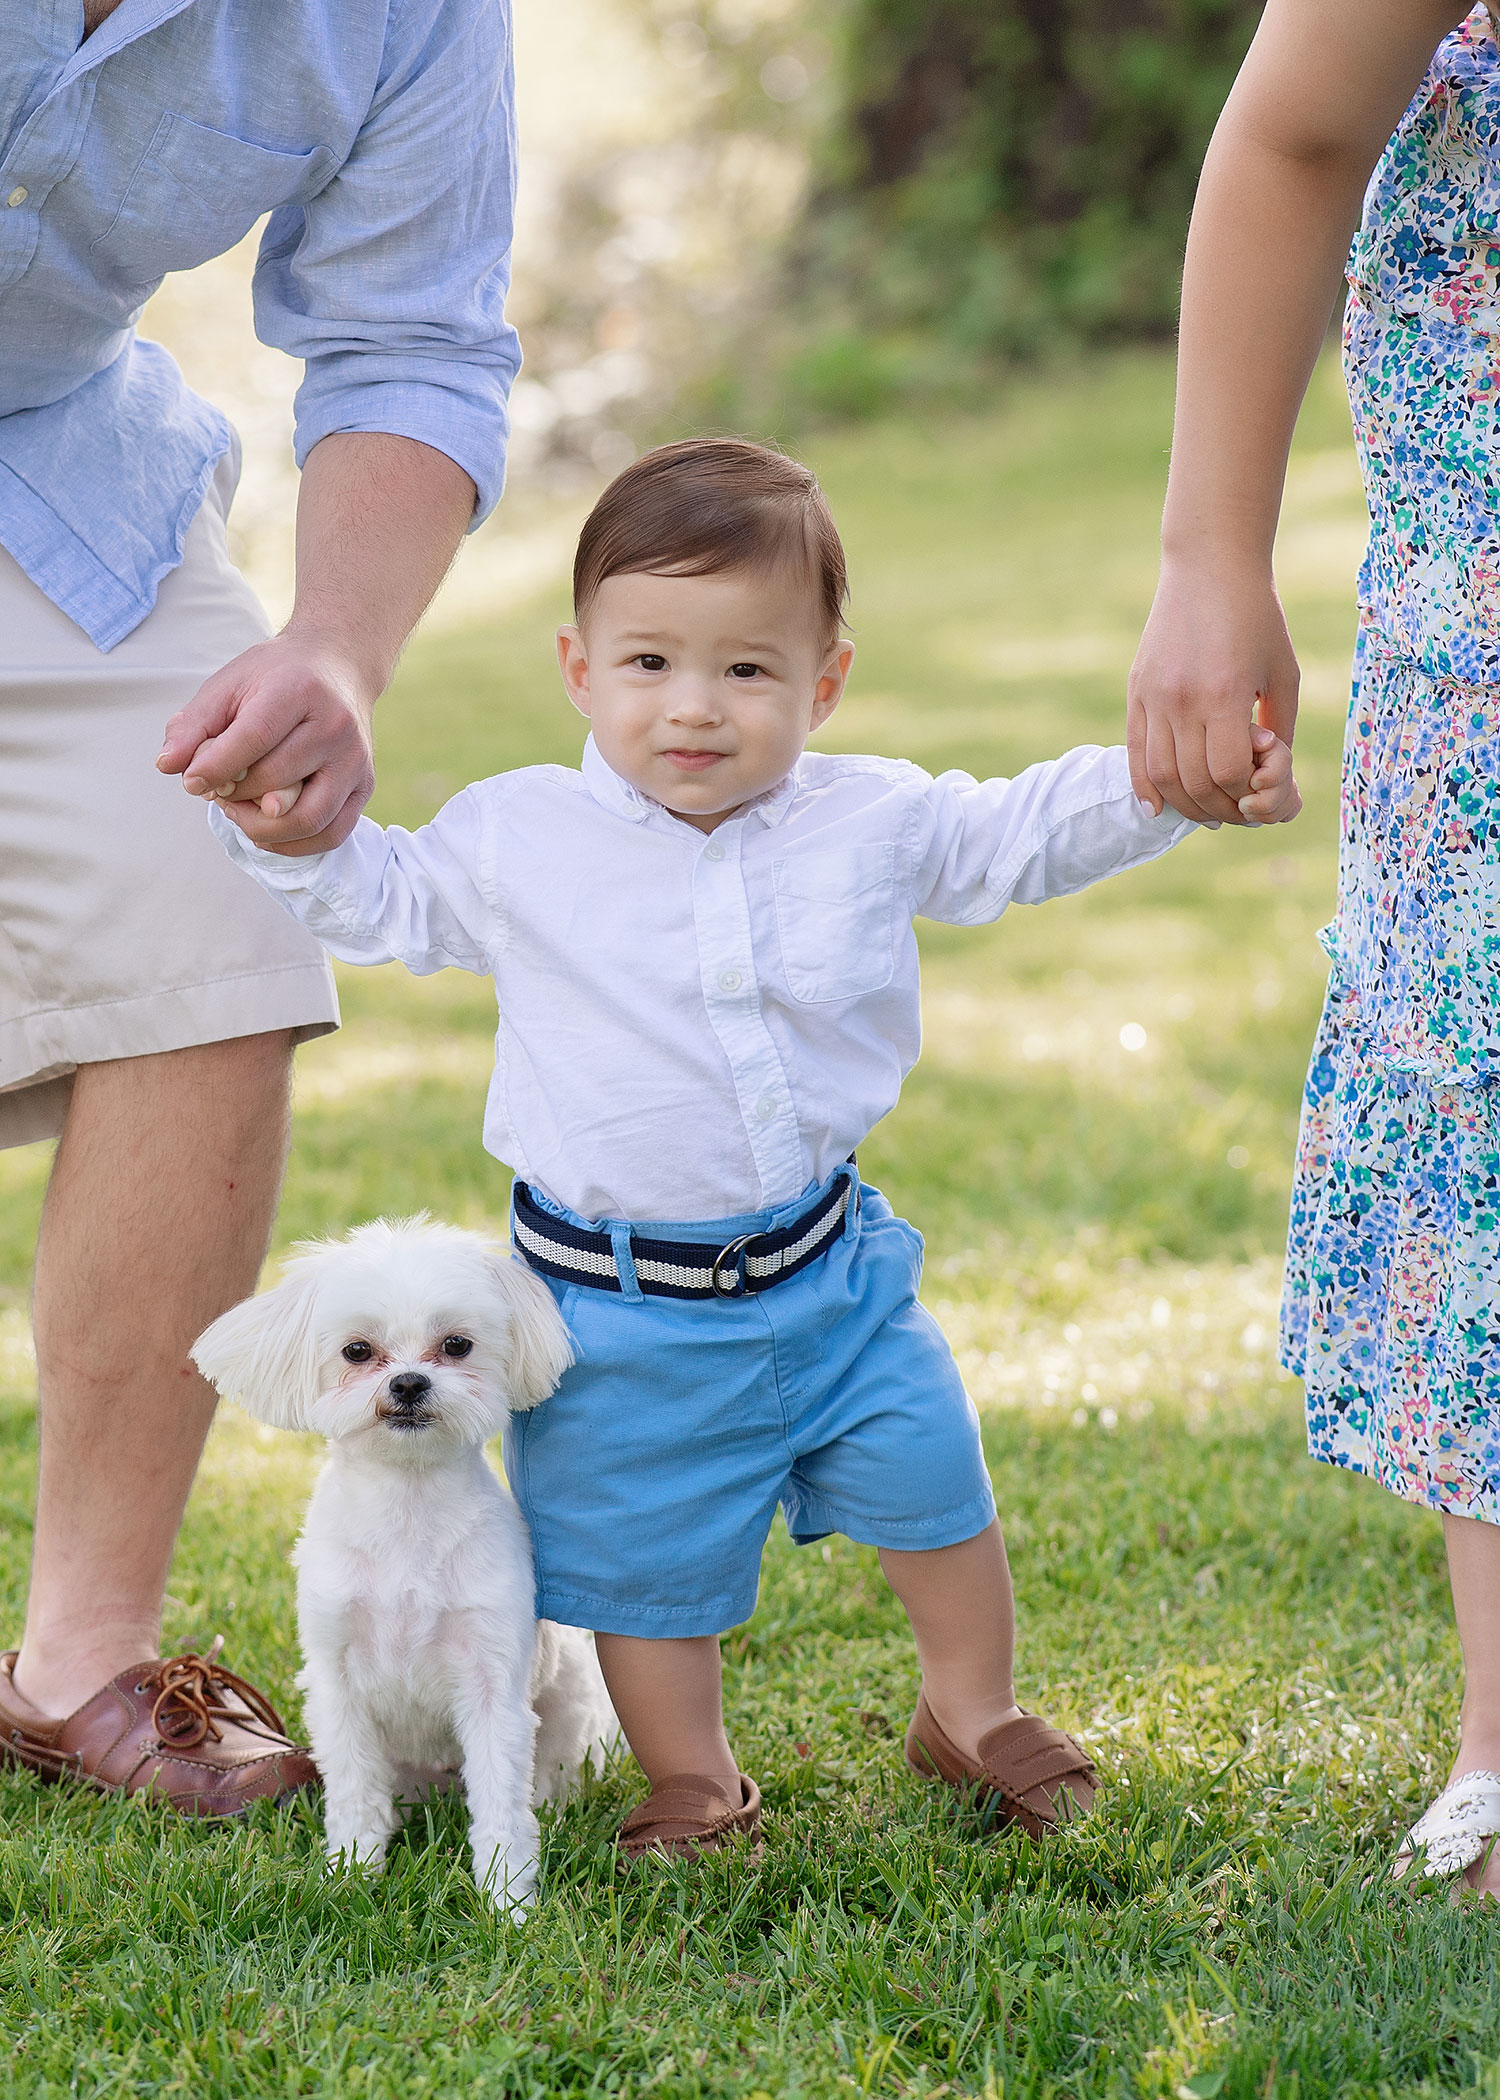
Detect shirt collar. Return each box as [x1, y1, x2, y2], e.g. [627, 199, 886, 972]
[581, 735, 800, 832]
[580, 734, 651, 822]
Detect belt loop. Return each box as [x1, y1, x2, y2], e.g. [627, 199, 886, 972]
[610, 1222, 644, 1303]
[843, 1158, 862, 1236]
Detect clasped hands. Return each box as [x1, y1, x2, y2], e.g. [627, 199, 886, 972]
[1127, 559, 1303, 828]
[157, 627, 378, 857]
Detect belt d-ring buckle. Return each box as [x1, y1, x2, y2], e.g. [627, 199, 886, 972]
[710, 1232, 757, 1297]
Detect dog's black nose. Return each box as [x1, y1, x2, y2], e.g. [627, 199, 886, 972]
[388, 1371, 432, 1406]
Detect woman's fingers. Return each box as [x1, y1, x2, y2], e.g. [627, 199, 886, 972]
[1126, 693, 1164, 815]
[1143, 704, 1229, 826]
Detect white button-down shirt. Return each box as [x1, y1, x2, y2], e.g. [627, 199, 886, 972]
[212, 737, 1191, 1222]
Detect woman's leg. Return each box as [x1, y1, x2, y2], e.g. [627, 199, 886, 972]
[879, 1517, 1023, 1760]
[594, 1632, 741, 1788]
[1442, 1510, 1500, 1896]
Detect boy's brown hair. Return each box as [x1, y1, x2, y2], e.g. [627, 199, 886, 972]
[572, 438, 848, 647]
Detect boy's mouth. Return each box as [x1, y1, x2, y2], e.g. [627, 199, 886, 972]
[660, 748, 727, 772]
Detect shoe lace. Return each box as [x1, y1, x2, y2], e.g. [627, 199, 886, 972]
[144, 1636, 287, 1748]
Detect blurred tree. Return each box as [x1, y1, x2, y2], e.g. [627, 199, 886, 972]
[777, 0, 1263, 408]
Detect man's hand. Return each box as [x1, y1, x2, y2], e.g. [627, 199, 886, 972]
[158, 632, 377, 855]
[161, 432, 476, 856]
[1127, 559, 1300, 825]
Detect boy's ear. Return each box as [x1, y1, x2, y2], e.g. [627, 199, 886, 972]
[810, 638, 855, 733]
[557, 626, 592, 719]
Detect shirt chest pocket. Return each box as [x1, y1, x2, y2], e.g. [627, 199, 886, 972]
[91, 112, 335, 289]
[772, 843, 899, 1004]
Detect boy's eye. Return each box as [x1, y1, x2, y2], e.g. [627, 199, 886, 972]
[634, 654, 668, 672]
[728, 662, 763, 680]
[342, 1340, 374, 1364]
[441, 1335, 474, 1359]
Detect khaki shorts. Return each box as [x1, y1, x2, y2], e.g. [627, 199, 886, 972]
[0, 456, 339, 1151]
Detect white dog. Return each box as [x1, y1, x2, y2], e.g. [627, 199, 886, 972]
[192, 1217, 618, 1915]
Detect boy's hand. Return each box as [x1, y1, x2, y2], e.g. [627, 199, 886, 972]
[1236, 723, 1301, 825]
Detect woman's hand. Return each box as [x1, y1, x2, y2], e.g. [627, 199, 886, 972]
[1126, 557, 1301, 824]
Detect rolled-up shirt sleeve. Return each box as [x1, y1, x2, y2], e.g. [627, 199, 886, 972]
[251, 0, 520, 526]
[913, 744, 1195, 925]
[208, 791, 498, 975]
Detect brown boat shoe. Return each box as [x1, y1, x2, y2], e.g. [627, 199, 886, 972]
[0, 1638, 319, 1817]
[617, 1772, 763, 1864]
[906, 1693, 1097, 1838]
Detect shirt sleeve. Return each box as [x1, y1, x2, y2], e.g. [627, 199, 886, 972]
[912, 745, 1195, 926]
[207, 789, 496, 975]
[251, 0, 520, 527]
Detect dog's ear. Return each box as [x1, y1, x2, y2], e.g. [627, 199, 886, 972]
[489, 1249, 575, 1409]
[191, 1256, 326, 1430]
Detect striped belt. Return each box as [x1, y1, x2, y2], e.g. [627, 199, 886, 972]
[511, 1172, 856, 1301]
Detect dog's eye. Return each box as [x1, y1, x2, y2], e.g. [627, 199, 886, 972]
[341, 1340, 374, 1364]
[440, 1335, 473, 1359]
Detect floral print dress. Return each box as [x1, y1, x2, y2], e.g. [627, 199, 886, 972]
[1282, 6, 1500, 1521]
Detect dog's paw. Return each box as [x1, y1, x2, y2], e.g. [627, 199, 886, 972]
[325, 1832, 390, 1873]
[473, 1838, 537, 1917]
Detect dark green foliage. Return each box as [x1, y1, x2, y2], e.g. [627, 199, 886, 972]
[793, 0, 1264, 385]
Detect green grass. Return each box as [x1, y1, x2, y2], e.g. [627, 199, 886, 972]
[5, 349, 1497, 2098]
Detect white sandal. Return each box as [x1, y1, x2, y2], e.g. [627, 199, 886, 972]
[1395, 1770, 1500, 1879]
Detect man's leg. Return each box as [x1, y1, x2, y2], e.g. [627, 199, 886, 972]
[13, 1032, 293, 1716]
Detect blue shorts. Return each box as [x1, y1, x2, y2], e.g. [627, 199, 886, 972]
[503, 1168, 996, 1638]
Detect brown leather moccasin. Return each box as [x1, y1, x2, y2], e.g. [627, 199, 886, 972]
[0, 1639, 319, 1817]
[906, 1693, 1097, 1838]
[617, 1772, 763, 1864]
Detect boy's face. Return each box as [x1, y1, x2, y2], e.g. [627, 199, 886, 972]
[556, 565, 854, 833]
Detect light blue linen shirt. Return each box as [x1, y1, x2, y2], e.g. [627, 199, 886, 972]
[0, 0, 520, 651]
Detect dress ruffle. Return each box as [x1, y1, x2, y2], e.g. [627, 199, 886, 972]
[1283, 985, 1500, 1521]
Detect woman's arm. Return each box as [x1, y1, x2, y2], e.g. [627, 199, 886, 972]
[1128, 0, 1469, 825]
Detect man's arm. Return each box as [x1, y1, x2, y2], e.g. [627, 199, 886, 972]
[157, 431, 475, 854]
[1126, 0, 1466, 825]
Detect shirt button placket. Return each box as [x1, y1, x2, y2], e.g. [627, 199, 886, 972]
[694, 824, 793, 1190]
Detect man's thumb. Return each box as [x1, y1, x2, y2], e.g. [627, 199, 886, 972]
[157, 671, 239, 775]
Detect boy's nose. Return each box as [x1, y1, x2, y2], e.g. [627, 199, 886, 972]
[666, 682, 721, 724]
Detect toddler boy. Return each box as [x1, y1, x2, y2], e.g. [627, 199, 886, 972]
[211, 440, 1298, 1859]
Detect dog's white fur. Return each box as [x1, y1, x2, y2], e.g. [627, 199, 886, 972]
[192, 1217, 618, 1915]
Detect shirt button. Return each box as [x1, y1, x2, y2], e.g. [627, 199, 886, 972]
[704, 840, 724, 861]
[718, 969, 742, 993]
[756, 1095, 778, 1122]
[6, 187, 28, 209]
